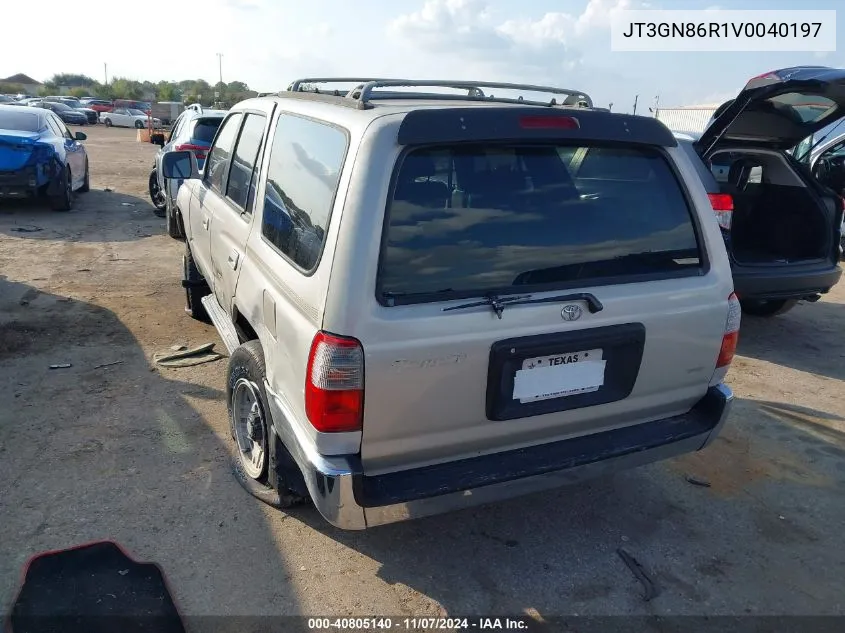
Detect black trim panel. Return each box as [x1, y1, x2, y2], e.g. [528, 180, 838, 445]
[486, 324, 646, 421]
[396, 107, 678, 147]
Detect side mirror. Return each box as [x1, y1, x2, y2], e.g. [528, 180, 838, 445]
[74, 131, 87, 141]
[161, 150, 200, 180]
[150, 133, 165, 147]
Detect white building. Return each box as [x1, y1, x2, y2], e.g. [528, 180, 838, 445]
[654, 103, 722, 135]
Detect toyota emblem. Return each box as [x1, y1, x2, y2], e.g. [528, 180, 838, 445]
[561, 304, 582, 321]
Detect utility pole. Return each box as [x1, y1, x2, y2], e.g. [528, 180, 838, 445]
[104, 63, 108, 85]
[608, 102, 613, 112]
[632, 94, 638, 115]
[653, 94, 660, 115]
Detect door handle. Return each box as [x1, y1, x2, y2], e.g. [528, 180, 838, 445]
[227, 250, 239, 270]
[202, 218, 209, 230]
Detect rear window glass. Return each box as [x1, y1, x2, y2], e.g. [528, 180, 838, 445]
[0, 110, 40, 132]
[192, 118, 223, 143]
[678, 140, 719, 192]
[379, 144, 702, 301]
[766, 93, 837, 123]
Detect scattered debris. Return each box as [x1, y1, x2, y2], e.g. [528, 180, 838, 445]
[10, 225, 42, 233]
[103, 187, 114, 192]
[685, 475, 712, 488]
[120, 202, 134, 207]
[93, 360, 124, 370]
[170, 344, 187, 352]
[49, 364, 72, 370]
[77, 268, 92, 272]
[139, 233, 152, 238]
[299, 566, 306, 571]
[621, 535, 630, 542]
[779, 515, 786, 520]
[154, 343, 224, 368]
[617, 548, 660, 602]
[118, 569, 129, 576]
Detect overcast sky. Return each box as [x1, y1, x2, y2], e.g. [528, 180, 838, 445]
[3, 0, 843, 111]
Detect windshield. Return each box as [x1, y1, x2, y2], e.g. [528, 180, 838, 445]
[50, 102, 71, 111]
[378, 143, 702, 301]
[128, 109, 146, 116]
[0, 109, 41, 132]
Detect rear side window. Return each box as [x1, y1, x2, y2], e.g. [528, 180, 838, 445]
[192, 118, 224, 143]
[261, 114, 347, 272]
[379, 143, 702, 301]
[204, 113, 243, 193]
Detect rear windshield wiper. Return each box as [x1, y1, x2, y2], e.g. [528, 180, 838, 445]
[442, 292, 603, 319]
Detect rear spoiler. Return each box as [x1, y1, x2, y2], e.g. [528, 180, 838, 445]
[396, 107, 678, 147]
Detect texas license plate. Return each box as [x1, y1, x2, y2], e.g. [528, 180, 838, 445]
[512, 349, 606, 403]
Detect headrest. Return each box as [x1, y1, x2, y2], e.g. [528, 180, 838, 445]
[400, 153, 436, 182]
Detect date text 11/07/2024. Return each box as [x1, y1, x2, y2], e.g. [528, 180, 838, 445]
[307, 617, 532, 630]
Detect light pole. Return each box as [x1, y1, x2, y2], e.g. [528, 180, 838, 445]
[104, 63, 108, 86]
[216, 53, 223, 107]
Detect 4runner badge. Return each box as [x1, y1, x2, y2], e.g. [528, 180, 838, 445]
[561, 304, 582, 321]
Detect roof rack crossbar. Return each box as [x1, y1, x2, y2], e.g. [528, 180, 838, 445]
[355, 79, 593, 108]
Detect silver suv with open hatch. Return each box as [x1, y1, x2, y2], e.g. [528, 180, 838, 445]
[160, 78, 738, 530]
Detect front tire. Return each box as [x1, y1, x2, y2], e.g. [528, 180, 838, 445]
[50, 166, 73, 211]
[78, 159, 90, 193]
[227, 340, 307, 508]
[182, 243, 210, 322]
[740, 298, 798, 317]
[103, 118, 112, 127]
[166, 196, 186, 240]
[135, 120, 144, 129]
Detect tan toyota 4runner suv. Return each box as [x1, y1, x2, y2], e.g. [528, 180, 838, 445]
[160, 78, 739, 530]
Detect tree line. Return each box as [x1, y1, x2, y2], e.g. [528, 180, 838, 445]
[0, 73, 258, 106]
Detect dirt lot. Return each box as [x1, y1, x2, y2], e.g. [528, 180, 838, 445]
[1, 125, 844, 618]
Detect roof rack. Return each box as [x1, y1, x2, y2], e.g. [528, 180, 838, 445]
[283, 78, 593, 110]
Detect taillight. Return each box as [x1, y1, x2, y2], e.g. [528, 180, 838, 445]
[175, 143, 208, 160]
[305, 331, 364, 433]
[716, 292, 741, 368]
[519, 115, 579, 130]
[708, 193, 733, 231]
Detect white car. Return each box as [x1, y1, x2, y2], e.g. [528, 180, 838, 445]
[100, 107, 161, 129]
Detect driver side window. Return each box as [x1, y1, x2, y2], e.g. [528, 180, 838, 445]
[204, 113, 243, 193]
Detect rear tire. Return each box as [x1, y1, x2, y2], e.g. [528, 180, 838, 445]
[135, 120, 144, 129]
[227, 340, 307, 509]
[50, 166, 73, 211]
[740, 298, 798, 317]
[149, 169, 166, 217]
[182, 243, 210, 322]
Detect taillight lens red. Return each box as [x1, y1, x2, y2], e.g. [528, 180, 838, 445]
[305, 331, 364, 433]
[519, 115, 579, 130]
[708, 193, 734, 231]
[716, 292, 741, 368]
[175, 143, 208, 159]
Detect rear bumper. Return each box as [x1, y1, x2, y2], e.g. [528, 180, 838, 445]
[268, 384, 733, 530]
[732, 262, 842, 300]
[0, 167, 39, 198]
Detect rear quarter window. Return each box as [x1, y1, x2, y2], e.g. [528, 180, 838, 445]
[378, 142, 703, 303]
[260, 114, 348, 272]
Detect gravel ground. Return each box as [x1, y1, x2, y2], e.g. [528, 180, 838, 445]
[1, 125, 844, 619]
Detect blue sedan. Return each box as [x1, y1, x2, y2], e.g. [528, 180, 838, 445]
[0, 104, 90, 210]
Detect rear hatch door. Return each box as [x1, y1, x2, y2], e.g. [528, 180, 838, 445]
[695, 66, 845, 156]
[352, 108, 731, 473]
